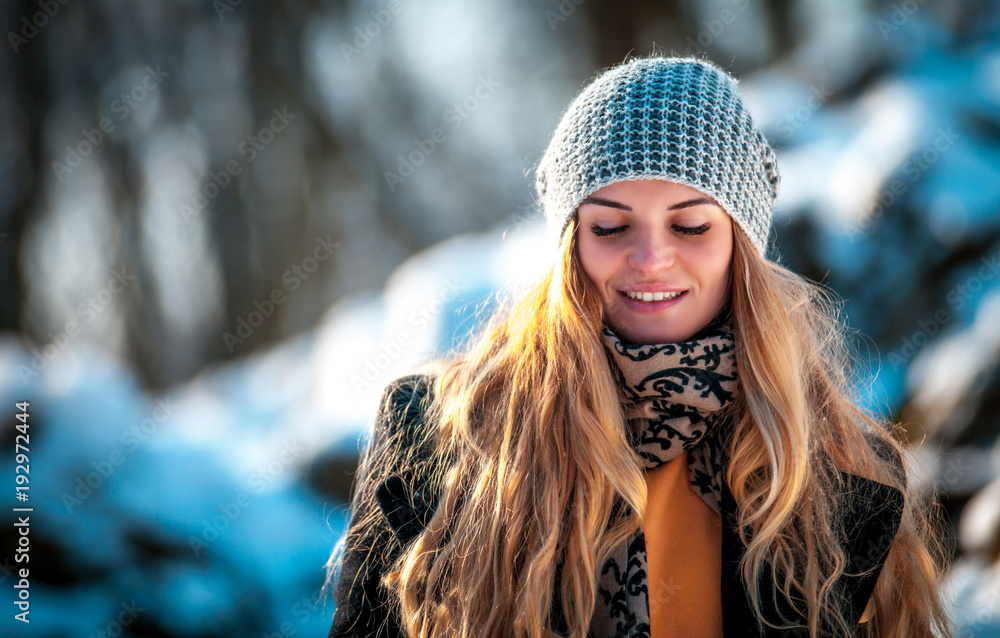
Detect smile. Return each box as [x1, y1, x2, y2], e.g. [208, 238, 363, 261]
[623, 290, 684, 302]
[617, 289, 687, 313]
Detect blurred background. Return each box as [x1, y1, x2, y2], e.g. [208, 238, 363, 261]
[0, 0, 998, 636]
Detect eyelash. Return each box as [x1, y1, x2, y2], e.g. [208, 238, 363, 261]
[589, 223, 710, 238]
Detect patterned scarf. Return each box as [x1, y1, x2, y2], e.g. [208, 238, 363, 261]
[589, 316, 739, 637]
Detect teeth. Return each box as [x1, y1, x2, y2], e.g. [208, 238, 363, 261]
[625, 290, 683, 301]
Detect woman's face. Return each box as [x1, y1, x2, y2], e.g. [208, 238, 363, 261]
[576, 178, 734, 345]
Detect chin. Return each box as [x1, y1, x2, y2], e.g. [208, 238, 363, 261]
[622, 326, 690, 346]
[642, 331, 688, 345]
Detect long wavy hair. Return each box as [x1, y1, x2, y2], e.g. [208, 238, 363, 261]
[323, 215, 955, 638]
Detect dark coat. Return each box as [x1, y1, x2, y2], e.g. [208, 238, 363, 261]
[327, 374, 906, 638]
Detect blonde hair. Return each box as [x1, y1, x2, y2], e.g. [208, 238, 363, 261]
[323, 216, 954, 638]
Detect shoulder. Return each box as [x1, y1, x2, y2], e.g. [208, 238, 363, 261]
[838, 427, 907, 528]
[861, 427, 907, 490]
[326, 375, 440, 637]
[379, 373, 436, 420]
[378, 373, 436, 423]
[369, 373, 446, 543]
[834, 426, 908, 526]
[369, 373, 438, 456]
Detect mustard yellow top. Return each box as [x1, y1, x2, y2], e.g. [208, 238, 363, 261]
[643, 450, 724, 638]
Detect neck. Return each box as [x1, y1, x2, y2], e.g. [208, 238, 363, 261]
[603, 311, 733, 347]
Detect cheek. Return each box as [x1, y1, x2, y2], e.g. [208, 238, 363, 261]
[577, 237, 615, 287]
[683, 239, 731, 287]
[703, 240, 733, 290]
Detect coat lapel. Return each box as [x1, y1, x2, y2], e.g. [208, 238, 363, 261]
[719, 468, 905, 636]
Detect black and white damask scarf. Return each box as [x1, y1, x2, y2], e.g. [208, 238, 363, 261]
[589, 316, 739, 637]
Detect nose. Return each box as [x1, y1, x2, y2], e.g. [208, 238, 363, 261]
[627, 230, 676, 274]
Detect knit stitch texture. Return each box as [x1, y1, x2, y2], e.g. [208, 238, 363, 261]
[535, 55, 780, 257]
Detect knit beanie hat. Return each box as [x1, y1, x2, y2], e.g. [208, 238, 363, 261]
[535, 55, 780, 258]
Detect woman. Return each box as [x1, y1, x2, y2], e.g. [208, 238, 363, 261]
[323, 55, 954, 637]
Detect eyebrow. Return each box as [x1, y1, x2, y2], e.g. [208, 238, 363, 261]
[579, 195, 718, 211]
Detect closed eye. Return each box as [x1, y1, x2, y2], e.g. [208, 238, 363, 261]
[589, 223, 711, 237]
[677, 223, 710, 236]
[590, 224, 626, 237]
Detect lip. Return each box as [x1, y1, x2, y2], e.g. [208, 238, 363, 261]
[617, 289, 687, 313]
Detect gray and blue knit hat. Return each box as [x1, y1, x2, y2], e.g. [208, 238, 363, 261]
[535, 55, 780, 258]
